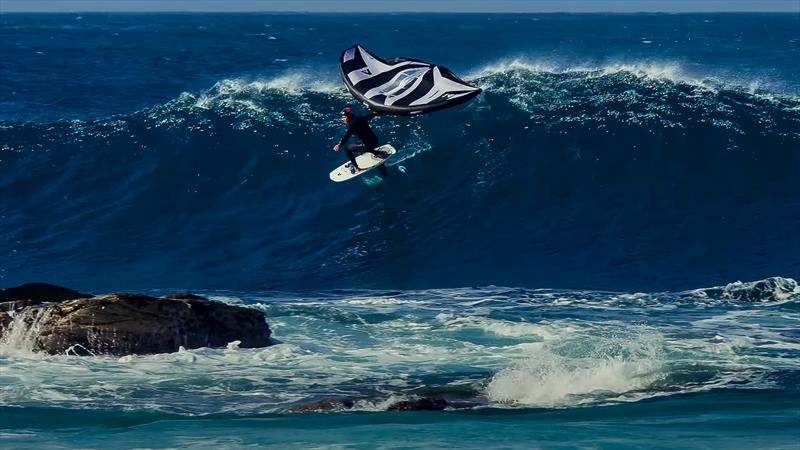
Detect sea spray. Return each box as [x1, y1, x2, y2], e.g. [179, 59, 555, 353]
[487, 330, 666, 407]
[0, 306, 54, 355]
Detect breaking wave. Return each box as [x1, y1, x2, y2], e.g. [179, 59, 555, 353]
[1, 63, 799, 291]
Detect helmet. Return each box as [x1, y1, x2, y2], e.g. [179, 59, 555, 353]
[340, 106, 353, 117]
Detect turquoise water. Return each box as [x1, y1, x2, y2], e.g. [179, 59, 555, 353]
[2, 281, 799, 448]
[3, 391, 799, 449]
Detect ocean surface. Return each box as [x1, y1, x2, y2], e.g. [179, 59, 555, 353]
[1, 12, 799, 449]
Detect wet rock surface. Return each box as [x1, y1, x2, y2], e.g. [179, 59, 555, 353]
[0, 284, 271, 355]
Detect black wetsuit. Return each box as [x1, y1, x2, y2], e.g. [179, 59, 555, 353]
[339, 112, 384, 168]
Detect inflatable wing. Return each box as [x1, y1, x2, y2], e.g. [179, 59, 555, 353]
[340, 44, 482, 115]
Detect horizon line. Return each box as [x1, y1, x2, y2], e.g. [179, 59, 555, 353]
[4, 10, 799, 14]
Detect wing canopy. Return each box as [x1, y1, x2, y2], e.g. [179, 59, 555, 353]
[340, 44, 482, 115]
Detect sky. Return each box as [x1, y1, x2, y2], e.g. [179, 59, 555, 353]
[3, 0, 799, 13]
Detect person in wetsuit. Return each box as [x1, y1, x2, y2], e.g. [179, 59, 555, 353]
[332, 106, 388, 173]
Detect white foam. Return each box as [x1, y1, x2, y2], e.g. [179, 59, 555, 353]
[688, 309, 800, 358]
[471, 58, 687, 79]
[165, 72, 348, 120]
[467, 57, 797, 97]
[436, 314, 564, 340]
[0, 306, 54, 356]
[341, 297, 431, 306]
[194, 73, 342, 105]
[487, 331, 665, 407]
[687, 276, 800, 306]
[721, 277, 799, 301]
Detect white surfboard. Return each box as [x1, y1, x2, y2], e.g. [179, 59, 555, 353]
[329, 144, 396, 182]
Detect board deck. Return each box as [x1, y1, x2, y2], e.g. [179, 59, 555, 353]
[329, 144, 396, 182]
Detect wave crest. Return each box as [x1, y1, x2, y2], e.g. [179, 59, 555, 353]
[689, 277, 800, 303]
[470, 58, 797, 98]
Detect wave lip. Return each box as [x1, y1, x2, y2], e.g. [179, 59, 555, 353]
[687, 277, 800, 304]
[469, 58, 798, 98]
[201, 73, 343, 98]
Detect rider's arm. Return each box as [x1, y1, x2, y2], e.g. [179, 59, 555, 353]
[339, 125, 354, 147]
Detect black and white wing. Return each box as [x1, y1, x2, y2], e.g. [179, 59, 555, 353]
[339, 44, 482, 116]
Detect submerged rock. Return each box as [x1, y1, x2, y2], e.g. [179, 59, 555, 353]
[289, 396, 459, 413]
[0, 284, 271, 355]
[386, 398, 449, 411]
[289, 399, 357, 412]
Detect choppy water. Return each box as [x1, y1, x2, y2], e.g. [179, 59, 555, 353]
[2, 278, 800, 448]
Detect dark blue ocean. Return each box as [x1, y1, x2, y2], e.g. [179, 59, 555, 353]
[1, 13, 799, 449]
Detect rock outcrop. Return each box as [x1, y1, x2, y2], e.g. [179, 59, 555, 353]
[0, 283, 92, 334]
[0, 284, 271, 356]
[0, 282, 92, 303]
